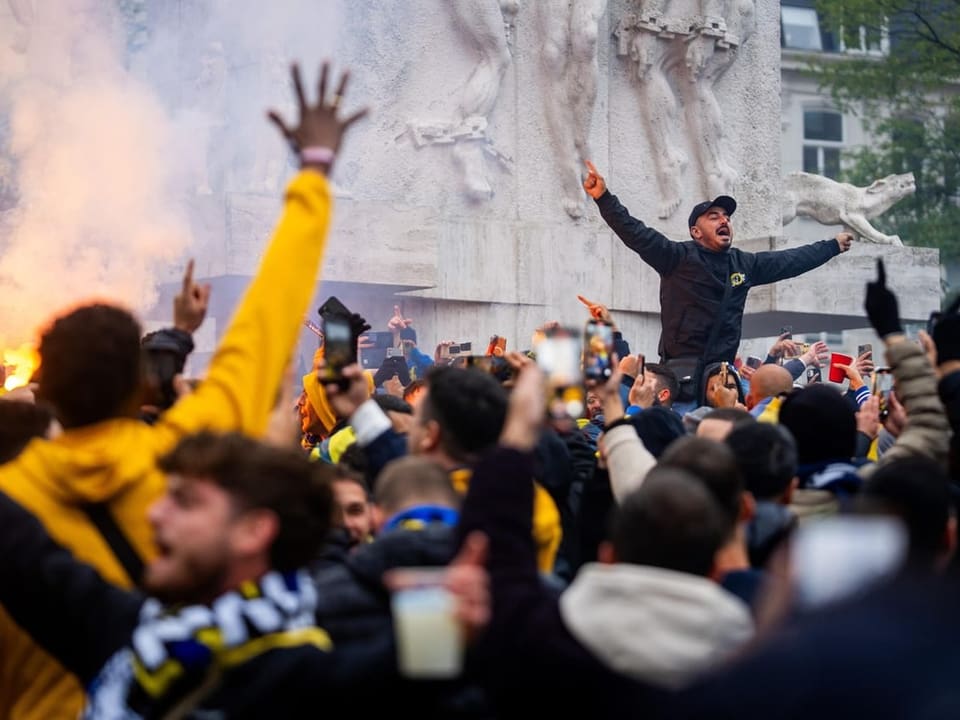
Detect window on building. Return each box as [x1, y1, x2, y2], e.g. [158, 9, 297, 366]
[803, 110, 843, 178]
[782, 4, 888, 55]
[782, 6, 823, 51]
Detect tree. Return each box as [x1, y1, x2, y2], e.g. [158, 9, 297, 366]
[811, 0, 960, 261]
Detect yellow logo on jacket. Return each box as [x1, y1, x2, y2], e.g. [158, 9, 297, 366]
[730, 272, 745, 287]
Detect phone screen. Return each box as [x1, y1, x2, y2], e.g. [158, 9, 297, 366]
[746, 355, 763, 369]
[858, 343, 873, 358]
[583, 320, 615, 381]
[320, 315, 356, 381]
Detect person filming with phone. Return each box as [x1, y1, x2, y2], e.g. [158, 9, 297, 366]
[582, 161, 853, 408]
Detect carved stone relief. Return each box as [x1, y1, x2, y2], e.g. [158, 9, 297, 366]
[408, 0, 518, 203]
[782, 171, 916, 246]
[615, 0, 756, 218]
[534, 0, 607, 219]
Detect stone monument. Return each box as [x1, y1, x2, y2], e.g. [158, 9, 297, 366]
[132, 0, 939, 370]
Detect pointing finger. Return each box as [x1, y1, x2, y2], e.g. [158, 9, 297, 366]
[182, 259, 195, 292]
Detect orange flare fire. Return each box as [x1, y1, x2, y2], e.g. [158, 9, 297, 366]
[2, 344, 39, 392]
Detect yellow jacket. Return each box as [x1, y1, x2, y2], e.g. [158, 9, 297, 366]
[450, 468, 562, 574]
[0, 171, 333, 719]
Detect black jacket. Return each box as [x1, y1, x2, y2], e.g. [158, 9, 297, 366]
[596, 191, 841, 364]
[458, 448, 664, 718]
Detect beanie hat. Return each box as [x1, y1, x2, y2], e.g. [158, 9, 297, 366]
[779, 384, 856, 465]
[628, 406, 685, 458]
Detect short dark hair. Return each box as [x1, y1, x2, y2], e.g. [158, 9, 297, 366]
[331, 464, 369, 495]
[158, 432, 334, 572]
[701, 407, 754, 426]
[337, 443, 369, 477]
[374, 456, 460, 515]
[659, 436, 745, 534]
[0, 401, 53, 464]
[725, 423, 798, 500]
[859, 456, 953, 566]
[36, 304, 142, 428]
[420, 366, 507, 462]
[645, 363, 678, 407]
[779, 384, 857, 465]
[612, 468, 728, 577]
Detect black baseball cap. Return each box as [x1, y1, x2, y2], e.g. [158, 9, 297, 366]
[688, 195, 737, 228]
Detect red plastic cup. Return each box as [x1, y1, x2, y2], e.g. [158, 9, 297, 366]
[828, 353, 853, 383]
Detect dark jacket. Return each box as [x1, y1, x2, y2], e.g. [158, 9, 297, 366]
[311, 523, 490, 719]
[458, 448, 665, 718]
[595, 191, 841, 364]
[747, 501, 797, 569]
[313, 523, 457, 646]
[668, 572, 960, 719]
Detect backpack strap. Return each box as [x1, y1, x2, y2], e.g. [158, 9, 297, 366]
[80, 502, 144, 585]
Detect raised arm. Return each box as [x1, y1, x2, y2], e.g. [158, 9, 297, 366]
[750, 232, 851, 285]
[584, 160, 683, 276]
[155, 63, 368, 448]
[863, 259, 950, 472]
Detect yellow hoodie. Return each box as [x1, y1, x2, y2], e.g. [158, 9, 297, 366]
[0, 171, 333, 720]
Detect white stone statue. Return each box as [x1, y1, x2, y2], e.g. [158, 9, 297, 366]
[614, 0, 756, 218]
[680, 0, 756, 199]
[781, 171, 916, 246]
[406, 0, 517, 202]
[535, 0, 607, 219]
[614, 1, 686, 219]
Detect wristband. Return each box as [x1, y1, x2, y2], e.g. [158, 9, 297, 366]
[301, 146, 335, 166]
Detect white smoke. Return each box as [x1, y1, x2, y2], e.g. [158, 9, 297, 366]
[0, 0, 344, 355]
[0, 0, 194, 346]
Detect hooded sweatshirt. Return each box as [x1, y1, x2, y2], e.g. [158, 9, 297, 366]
[560, 563, 753, 690]
[0, 170, 333, 720]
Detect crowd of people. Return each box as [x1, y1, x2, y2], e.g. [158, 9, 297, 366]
[0, 62, 959, 719]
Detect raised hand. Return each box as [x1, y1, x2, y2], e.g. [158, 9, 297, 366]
[267, 61, 369, 174]
[835, 232, 854, 253]
[173, 259, 211, 334]
[387, 305, 414, 332]
[582, 160, 606, 199]
[832, 363, 865, 391]
[322, 363, 371, 420]
[576, 294, 613, 324]
[864, 258, 903, 339]
[768, 332, 798, 360]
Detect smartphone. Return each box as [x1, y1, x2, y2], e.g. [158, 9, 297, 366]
[805, 365, 821, 384]
[486, 335, 507, 357]
[927, 311, 942, 336]
[318, 295, 352, 320]
[319, 314, 357, 383]
[536, 331, 584, 418]
[779, 325, 793, 340]
[746, 355, 763, 369]
[873, 367, 893, 420]
[857, 343, 873, 358]
[583, 320, 615, 381]
[638, 352, 646, 378]
[462, 355, 515, 383]
[447, 342, 471, 356]
[791, 516, 906, 611]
